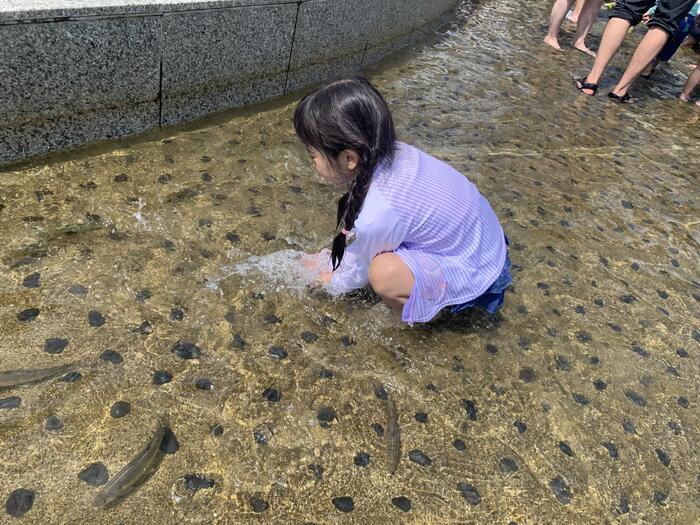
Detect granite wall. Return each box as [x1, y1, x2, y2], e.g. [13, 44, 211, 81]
[0, 0, 460, 165]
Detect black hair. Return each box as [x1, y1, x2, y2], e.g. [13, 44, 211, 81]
[293, 77, 396, 270]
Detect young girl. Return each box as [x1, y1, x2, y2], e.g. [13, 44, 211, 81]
[294, 77, 511, 324]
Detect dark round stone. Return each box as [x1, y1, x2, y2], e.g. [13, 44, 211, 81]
[457, 482, 481, 505]
[319, 369, 334, 379]
[392, 496, 411, 512]
[22, 273, 40, 288]
[110, 401, 131, 418]
[5, 488, 35, 518]
[264, 314, 282, 324]
[225, 232, 241, 244]
[653, 491, 668, 505]
[68, 284, 88, 296]
[268, 346, 288, 359]
[499, 457, 518, 473]
[331, 496, 354, 513]
[354, 452, 370, 467]
[624, 390, 647, 407]
[184, 474, 215, 492]
[231, 334, 246, 349]
[253, 427, 269, 445]
[163, 239, 176, 251]
[196, 378, 213, 390]
[415, 411, 428, 423]
[172, 340, 201, 359]
[99, 349, 122, 364]
[44, 338, 69, 354]
[408, 449, 432, 466]
[371, 423, 384, 437]
[453, 439, 466, 451]
[656, 449, 671, 467]
[678, 397, 689, 408]
[78, 462, 109, 486]
[519, 367, 536, 383]
[262, 388, 281, 402]
[301, 331, 318, 343]
[593, 379, 607, 391]
[555, 355, 571, 371]
[224, 310, 236, 323]
[340, 335, 356, 347]
[0, 396, 21, 409]
[317, 406, 336, 426]
[514, 420, 527, 433]
[88, 310, 105, 327]
[211, 424, 224, 436]
[160, 427, 179, 454]
[602, 442, 619, 459]
[572, 393, 589, 405]
[549, 476, 572, 504]
[576, 331, 592, 343]
[45, 415, 64, 431]
[677, 348, 689, 358]
[137, 321, 153, 335]
[17, 308, 40, 322]
[375, 386, 388, 400]
[61, 372, 82, 383]
[461, 399, 477, 420]
[114, 173, 128, 182]
[559, 441, 574, 457]
[485, 344, 498, 354]
[170, 308, 184, 321]
[151, 371, 169, 386]
[250, 496, 269, 513]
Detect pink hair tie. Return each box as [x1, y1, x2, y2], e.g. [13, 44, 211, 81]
[341, 229, 351, 236]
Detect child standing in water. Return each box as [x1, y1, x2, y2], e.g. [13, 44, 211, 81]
[294, 78, 511, 324]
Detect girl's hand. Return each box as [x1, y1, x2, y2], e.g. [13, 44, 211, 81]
[311, 270, 332, 289]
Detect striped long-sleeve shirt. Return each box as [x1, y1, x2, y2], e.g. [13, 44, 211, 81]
[327, 142, 507, 324]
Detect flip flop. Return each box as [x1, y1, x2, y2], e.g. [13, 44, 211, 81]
[574, 77, 598, 95]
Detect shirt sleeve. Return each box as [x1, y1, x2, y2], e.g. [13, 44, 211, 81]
[325, 192, 406, 294]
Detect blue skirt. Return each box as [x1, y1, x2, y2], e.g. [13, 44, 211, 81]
[448, 251, 512, 315]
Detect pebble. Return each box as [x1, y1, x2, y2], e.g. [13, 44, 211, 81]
[68, 284, 88, 296]
[602, 442, 619, 460]
[549, 475, 572, 504]
[593, 379, 607, 391]
[268, 346, 288, 359]
[45, 415, 64, 431]
[319, 369, 334, 379]
[331, 496, 354, 513]
[624, 390, 647, 407]
[631, 345, 649, 358]
[453, 439, 466, 451]
[657, 290, 669, 299]
[589, 356, 600, 365]
[558, 441, 574, 457]
[253, 427, 270, 445]
[44, 338, 69, 354]
[163, 239, 176, 251]
[308, 463, 323, 480]
[100, 349, 123, 364]
[153, 370, 172, 385]
[114, 174, 128, 182]
[354, 452, 370, 467]
[5, 488, 35, 518]
[183, 474, 215, 493]
[555, 356, 571, 371]
[575, 305, 586, 314]
[499, 457, 518, 473]
[17, 308, 40, 322]
[23, 273, 40, 288]
[262, 388, 281, 402]
[172, 341, 201, 359]
[225, 232, 241, 244]
[110, 401, 131, 418]
[678, 397, 689, 408]
[264, 314, 281, 324]
[371, 423, 384, 437]
[392, 496, 411, 512]
[408, 449, 432, 466]
[160, 427, 179, 454]
[250, 495, 269, 513]
[619, 495, 630, 514]
[88, 310, 105, 327]
[231, 334, 246, 349]
[341, 335, 356, 347]
[375, 386, 388, 400]
[572, 393, 589, 405]
[170, 308, 184, 321]
[195, 378, 213, 390]
[415, 411, 428, 423]
[514, 419, 527, 433]
[61, 372, 82, 383]
[485, 344, 498, 354]
[519, 367, 536, 383]
[457, 482, 481, 505]
[575, 331, 591, 343]
[211, 424, 224, 436]
[317, 406, 336, 427]
[78, 463, 109, 487]
[622, 418, 636, 434]
[653, 491, 668, 505]
[655, 449, 670, 467]
[676, 348, 689, 358]
[0, 396, 21, 409]
[135, 289, 151, 302]
[461, 399, 477, 420]
[301, 331, 318, 343]
[619, 295, 636, 304]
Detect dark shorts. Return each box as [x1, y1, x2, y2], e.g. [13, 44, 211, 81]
[658, 14, 696, 60]
[611, 0, 697, 35]
[448, 251, 512, 316]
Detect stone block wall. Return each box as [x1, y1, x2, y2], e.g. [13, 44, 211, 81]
[0, 0, 459, 165]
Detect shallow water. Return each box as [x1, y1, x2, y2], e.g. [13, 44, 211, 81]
[1, 0, 699, 523]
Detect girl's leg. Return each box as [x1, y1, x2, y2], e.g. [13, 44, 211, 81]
[572, 0, 586, 23]
[368, 253, 415, 317]
[545, 0, 577, 50]
[680, 62, 700, 102]
[572, 0, 606, 56]
[579, 17, 632, 94]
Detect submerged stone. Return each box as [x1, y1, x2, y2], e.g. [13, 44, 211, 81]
[153, 370, 172, 385]
[5, 488, 35, 518]
[170, 308, 184, 321]
[184, 474, 215, 493]
[453, 439, 467, 451]
[371, 423, 384, 437]
[0, 396, 21, 409]
[301, 331, 318, 343]
[211, 424, 224, 436]
[308, 463, 323, 480]
[572, 393, 589, 405]
[408, 449, 432, 466]
[499, 457, 518, 473]
[230, 334, 246, 349]
[110, 401, 131, 418]
[514, 419, 527, 433]
[461, 399, 477, 420]
[172, 341, 201, 359]
[485, 344, 498, 354]
[17, 308, 40, 322]
[100, 349, 123, 364]
[88, 310, 105, 327]
[332, 496, 354, 513]
[68, 284, 88, 296]
[624, 390, 647, 407]
[457, 483, 481, 505]
[262, 388, 281, 402]
[45, 415, 64, 431]
[415, 411, 428, 423]
[317, 406, 336, 427]
[61, 372, 82, 383]
[602, 442, 619, 460]
[160, 427, 179, 454]
[23, 273, 40, 288]
[593, 379, 607, 391]
[354, 452, 370, 467]
[250, 495, 269, 513]
[619, 495, 630, 514]
[392, 496, 412, 512]
[622, 418, 636, 434]
[375, 386, 388, 400]
[195, 378, 213, 390]
[653, 491, 668, 505]
[78, 463, 109, 487]
[558, 441, 574, 457]
[268, 346, 288, 360]
[44, 338, 69, 354]
[135, 289, 151, 302]
[655, 449, 670, 467]
[519, 367, 536, 383]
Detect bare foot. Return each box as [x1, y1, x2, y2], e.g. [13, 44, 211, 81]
[572, 41, 597, 57]
[543, 35, 562, 50]
[680, 93, 691, 102]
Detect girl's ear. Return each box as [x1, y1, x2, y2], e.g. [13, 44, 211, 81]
[341, 149, 359, 172]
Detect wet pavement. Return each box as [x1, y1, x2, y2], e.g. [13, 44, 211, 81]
[1, 0, 699, 523]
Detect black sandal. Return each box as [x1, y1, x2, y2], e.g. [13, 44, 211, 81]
[574, 77, 598, 95]
[607, 92, 634, 104]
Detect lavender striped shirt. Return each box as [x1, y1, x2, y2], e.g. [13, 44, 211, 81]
[328, 142, 507, 324]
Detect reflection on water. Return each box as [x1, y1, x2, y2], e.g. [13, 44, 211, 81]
[1, 0, 698, 522]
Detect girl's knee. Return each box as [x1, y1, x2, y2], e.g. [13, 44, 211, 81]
[368, 253, 413, 298]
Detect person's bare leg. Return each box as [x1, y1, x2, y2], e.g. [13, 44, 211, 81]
[680, 62, 700, 102]
[579, 17, 631, 94]
[641, 58, 659, 77]
[544, 0, 576, 50]
[571, 0, 586, 23]
[572, 0, 605, 56]
[610, 27, 670, 97]
[368, 253, 415, 319]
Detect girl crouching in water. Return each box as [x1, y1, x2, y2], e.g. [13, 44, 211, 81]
[294, 77, 511, 324]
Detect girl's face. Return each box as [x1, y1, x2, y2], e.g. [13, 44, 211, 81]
[308, 148, 358, 186]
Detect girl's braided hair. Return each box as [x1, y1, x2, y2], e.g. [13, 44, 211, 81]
[293, 77, 396, 270]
